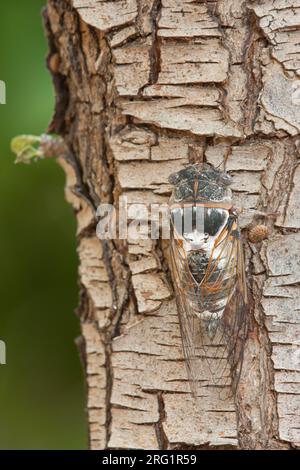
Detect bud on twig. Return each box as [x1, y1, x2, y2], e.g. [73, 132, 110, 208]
[11, 134, 67, 164]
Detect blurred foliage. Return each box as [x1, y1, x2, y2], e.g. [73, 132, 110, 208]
[0, 1, 87, 449]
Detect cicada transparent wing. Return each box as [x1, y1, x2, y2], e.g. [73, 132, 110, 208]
[170, 213, 248, 401]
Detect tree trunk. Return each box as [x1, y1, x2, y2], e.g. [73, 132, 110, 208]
[44, 0, 300, 450]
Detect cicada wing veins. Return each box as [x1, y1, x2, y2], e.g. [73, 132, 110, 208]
[169, 233, 204, 399]
[199, 216, 249, 396]
[222, 230, 249, 395]
[170, 216, 248, 402]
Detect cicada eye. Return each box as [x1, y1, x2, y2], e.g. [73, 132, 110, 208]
[175, 183, 193, 202]
[168, 173, 180, 185]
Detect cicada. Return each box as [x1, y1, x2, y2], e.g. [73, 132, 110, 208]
[168, 163, 248, 399]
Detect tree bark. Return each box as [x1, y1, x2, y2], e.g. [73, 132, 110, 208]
[44, 0, 300, 450]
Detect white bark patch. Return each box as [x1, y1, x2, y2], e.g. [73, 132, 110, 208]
[129, 255, 158, 275]
[72, 0, 138, 31]
[263, 234, 300, 445]
[117, 159, 186, 191]
[159, 39, 229, 84]
[251, 1, 300, 134]
[82, 322, 107, 449]
[132, 273, 171, 313]
[278, 165, 300, 228]
[265, 233, 300, 284]
[110, 26, 137, 48]
[143, 84, 221, 107]
[150, 135, 190, 161]
[252, 0, 300, 72]
[110, 126, 156, 161]
[113, 37, 151, 95]
[158, 0, 221, 38]
[260, 62, 300, 135]
[79, 237, 112, 309]
[122, 100, 242, 137]
[110, 126, 191, 162]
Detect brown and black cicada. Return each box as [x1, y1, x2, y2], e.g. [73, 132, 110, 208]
[168, 163, 248, 399]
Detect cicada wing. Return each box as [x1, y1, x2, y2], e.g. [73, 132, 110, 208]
[222, 231, 249, 395]
[169, 236, 206, 399]
[199, 217, 249, 396]
[170, 216, 248, 402]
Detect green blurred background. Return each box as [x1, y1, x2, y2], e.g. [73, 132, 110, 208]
[0, 1, 87, 449]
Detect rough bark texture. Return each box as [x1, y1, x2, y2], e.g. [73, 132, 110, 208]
[45, 0, 300, 450]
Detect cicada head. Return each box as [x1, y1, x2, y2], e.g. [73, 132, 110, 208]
[169, 163, 233, 205]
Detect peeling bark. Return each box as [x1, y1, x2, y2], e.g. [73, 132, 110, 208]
[44, 0, 300, 449]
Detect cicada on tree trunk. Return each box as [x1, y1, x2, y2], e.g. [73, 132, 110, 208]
[168, 163, 249, 400]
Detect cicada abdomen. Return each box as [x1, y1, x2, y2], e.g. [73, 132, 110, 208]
[169, 163, 248, 400]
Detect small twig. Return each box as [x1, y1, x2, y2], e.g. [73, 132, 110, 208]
[11, 133, 67, 164]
